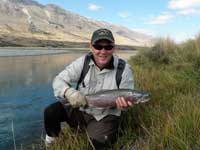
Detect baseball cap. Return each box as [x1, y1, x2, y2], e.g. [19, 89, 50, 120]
[91, 28, 115, 44]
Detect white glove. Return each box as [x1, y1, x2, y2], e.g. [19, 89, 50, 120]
[64, 88, 87, 107]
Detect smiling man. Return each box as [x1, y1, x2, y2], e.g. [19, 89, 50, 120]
[44, 28, 134, 149]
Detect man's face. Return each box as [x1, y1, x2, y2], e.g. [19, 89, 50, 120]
[91, 39, 115, 69]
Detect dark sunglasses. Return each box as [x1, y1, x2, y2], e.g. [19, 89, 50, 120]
[92, 44, 114, 51]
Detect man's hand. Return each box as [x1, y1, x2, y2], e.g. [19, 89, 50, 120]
[64, 88, 87, 107]
[116, 97, 134, 110]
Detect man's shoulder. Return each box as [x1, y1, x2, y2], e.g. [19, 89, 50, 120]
[113, 55, 133, 74]
[113, 55, 126, 68]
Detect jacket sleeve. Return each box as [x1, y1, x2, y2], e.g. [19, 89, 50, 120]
[119, 63, 134, 89]
[52, 56, 85, 99]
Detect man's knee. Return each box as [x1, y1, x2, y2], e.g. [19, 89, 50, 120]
[90, 132, 117, 145]
[44, 102, 63, 120]
[44, 105, 52, 118]
[88, 128, 118, 150]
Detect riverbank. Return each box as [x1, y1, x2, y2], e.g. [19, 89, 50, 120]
[0, 35, 141, 51]
[0, 47, 138, 59]
[0, 47, 89, 51]
[0, 45, 140, 51]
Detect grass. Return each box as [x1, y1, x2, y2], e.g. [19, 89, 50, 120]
[40, 34, 200, 150]
[47, 126, 92, 150]
[124, 35, 200, 150]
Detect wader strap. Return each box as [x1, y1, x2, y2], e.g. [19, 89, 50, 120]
[116, 59, 126, 88]
[76, 52, 92, 90]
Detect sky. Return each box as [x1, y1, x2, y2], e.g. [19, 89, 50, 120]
[36, 0, 200, 43]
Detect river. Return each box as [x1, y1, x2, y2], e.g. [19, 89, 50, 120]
[0, 48, 137, 150]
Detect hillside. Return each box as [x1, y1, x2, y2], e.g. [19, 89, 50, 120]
[0, 0, 154, 47]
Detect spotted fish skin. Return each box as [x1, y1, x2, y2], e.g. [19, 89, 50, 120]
[85, 89, 150, 108]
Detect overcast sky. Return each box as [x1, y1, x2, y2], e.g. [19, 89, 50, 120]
[36, 0, 200, 43]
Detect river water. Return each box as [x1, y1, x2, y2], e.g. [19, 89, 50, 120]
[0, 49, 137, 150]
[0, 49, 87, 150]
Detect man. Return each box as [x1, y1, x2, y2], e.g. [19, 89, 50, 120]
[44, 28, 134, 149]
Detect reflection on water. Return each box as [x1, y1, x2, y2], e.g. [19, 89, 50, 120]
[0, 52, 86, 149]
[0, 53, 85, 93]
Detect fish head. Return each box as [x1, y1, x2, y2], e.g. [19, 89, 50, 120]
[130, 90, 150, 103]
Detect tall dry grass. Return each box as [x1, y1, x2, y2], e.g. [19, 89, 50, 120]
[118, 35, 200, 150]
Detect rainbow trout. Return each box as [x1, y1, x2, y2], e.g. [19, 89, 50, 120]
[85, 89, 150, 108]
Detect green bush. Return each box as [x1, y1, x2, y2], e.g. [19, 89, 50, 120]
[145, 38, 177, 64]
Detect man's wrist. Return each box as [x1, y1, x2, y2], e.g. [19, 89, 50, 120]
[64, 87, 71, 98]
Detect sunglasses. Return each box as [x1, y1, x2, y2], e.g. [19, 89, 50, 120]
[92, 44, 114, 51]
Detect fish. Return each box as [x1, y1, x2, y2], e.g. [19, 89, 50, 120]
[85, 89, 150, 108]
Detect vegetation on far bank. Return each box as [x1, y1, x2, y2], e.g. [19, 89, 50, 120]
[40, 35, 200, 150]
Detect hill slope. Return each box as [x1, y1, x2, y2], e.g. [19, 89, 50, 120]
[0, 0, 154, 47]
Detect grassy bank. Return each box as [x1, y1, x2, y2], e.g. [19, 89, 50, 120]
[115, 35, 200, 150]
[44, 35, 200, 150]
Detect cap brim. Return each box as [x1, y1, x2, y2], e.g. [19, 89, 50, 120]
[92, 36, 114, 44]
